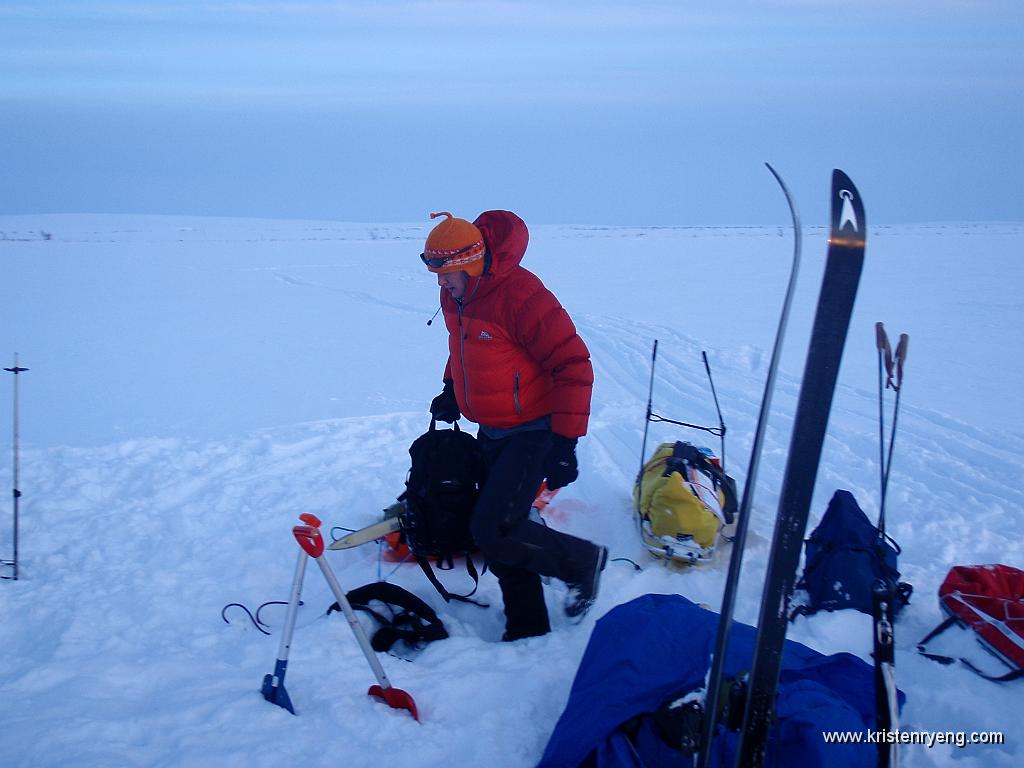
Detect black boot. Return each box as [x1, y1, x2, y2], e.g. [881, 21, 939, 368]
[491, 560, 551, 640]
[564, 544, 608, 620]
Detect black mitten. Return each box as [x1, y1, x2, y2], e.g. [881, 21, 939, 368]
[429, 380, 460, 423]
[544, 434, 579, 490]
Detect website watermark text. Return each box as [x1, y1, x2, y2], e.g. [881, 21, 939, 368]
[823, 730, 1004, 749]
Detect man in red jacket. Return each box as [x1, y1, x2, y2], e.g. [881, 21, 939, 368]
[421, 210, 608, 640]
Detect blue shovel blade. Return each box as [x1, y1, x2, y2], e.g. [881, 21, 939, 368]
[261, 660, 296, 715]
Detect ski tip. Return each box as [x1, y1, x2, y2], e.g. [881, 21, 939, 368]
[829, 169, 866, 246]
[832, 167, 854, 187]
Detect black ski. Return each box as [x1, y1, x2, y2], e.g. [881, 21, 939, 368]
[695, 163, 802, 768]
[871, 580, 898, 768]
[735, 169, 867, 767]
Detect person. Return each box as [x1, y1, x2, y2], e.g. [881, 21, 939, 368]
[420, 210, 608, 641]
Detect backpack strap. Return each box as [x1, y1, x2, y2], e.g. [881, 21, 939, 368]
[873, 539, 912, 608]
[426, 417, 462, 434]
[414, 553, 490, 608]
[331, 582, 450, 652]
[917, 616, 1024, 682]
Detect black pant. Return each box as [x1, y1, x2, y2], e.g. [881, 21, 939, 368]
[472, 429, 597, 639]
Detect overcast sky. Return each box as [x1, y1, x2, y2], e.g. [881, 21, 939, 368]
[2, 1, 1021, 225]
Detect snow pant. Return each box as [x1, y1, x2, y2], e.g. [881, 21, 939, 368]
[472, 429, 599, 640]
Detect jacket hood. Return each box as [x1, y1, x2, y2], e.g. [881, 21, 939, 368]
[473, 210, 529, 278]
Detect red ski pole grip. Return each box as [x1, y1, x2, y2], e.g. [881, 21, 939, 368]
[293, 525, 325, 558]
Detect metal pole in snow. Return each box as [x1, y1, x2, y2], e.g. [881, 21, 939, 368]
[2, 354, 28, 581]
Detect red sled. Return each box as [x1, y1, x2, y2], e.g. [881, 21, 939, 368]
[918, 564, 1024, 682]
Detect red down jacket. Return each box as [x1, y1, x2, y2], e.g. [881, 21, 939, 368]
[440, 210, 593, 439]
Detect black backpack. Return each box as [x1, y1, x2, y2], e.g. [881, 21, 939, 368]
[397, 419, 488, 603]
[329, 581, 449, 654]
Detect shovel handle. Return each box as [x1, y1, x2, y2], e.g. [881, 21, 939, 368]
[289, 523, 419, 720]
[292, 525, 395, 688]
[311, 554, 394, 691]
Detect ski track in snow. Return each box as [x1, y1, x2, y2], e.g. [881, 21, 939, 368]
[1, 215, 1022, 767]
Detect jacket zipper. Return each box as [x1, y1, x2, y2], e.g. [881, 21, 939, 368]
[513, 371, 521, 415]
[457, 297, 476, 422]
[454, 280, 483, 422]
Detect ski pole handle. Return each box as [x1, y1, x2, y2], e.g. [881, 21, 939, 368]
[894, 334, 908, 390]
[875, 322, 894, 380]
[874, 322, 889, 353]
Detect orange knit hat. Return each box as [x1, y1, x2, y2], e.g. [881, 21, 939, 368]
[421, 212, 486, 277]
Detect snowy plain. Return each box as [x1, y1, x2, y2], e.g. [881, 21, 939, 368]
[1, 207, 1022, 767]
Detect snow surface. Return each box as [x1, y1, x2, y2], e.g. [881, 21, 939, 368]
[1, 214, 1022, 767]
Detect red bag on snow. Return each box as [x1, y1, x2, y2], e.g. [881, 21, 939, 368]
[918, 564, 1024, 682]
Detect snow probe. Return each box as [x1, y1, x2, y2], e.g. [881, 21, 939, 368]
[261, 513, 321, 714]
[292, 521, 419, 720]
[1, 355, 28, 582]
[696, 163, 802, 768]
[736, 169, 866, 767]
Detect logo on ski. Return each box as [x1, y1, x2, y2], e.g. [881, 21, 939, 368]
[839, 190, 859, 232]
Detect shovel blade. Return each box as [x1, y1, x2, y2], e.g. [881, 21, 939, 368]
[368, 684, 419, 721]
[261, 672, 296, 715]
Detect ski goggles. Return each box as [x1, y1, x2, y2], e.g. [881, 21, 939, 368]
[419, 252, 453, 269]
[419, 241, 486, 269]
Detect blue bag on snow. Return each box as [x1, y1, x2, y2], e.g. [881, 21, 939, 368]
[793, 490, 912, 617]
[539, 593, 902, 768]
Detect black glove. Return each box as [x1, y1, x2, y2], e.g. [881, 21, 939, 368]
[544, 434, 579, 490]
[429, 379, 460, 423]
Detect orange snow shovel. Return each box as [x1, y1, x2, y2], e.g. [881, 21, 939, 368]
[292, 523, 419, 721]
